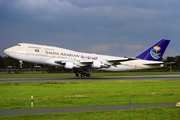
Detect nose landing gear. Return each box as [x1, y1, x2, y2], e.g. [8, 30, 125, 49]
[19, 60, 23, 69]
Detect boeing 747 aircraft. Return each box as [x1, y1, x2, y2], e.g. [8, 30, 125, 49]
[4, 39, 170, 77]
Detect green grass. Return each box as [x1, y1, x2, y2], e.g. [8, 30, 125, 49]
[0, 80, 180, 110]
[0, 72, 180, 78]
[0, 107, 180, 120]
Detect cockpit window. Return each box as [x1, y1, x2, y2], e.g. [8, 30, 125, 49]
[16, 44, 21, 46]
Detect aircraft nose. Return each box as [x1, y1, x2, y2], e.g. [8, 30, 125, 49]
[4, 48, 11, 55]
[4, 49, 8, 54]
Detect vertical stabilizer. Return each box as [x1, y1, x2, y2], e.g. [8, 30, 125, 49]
[136, 39, 170, 61]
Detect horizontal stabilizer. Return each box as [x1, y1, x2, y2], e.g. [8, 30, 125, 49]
[143, 62, 164, 65]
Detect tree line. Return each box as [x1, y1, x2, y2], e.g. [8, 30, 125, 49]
[162, 55, 180, 70]
[0, 56, 37, 69]
[0, 56, 72, 73]
[0, 55, 180, 71]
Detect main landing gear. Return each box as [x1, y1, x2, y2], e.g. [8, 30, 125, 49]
[74, 71, 91, 77]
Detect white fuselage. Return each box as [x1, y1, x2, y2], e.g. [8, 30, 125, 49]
[4, 43, 163, 72]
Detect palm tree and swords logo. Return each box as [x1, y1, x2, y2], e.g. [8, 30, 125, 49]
[150, 46, 161, 59]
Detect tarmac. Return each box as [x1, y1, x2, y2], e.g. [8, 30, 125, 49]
[1, 75, 180, 83]
[0, 103, 176, 116]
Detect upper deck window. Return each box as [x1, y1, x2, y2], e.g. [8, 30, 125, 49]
[28, 46, 41, 49]
[44, 48, 51, 50]
[44, 48, 54, 51]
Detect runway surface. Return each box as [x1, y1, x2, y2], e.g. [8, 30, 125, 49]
[0, 103, 176, 116]
[0, 75, 180, 83]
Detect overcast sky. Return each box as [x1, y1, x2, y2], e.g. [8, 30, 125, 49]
[1, 0, 180, 58]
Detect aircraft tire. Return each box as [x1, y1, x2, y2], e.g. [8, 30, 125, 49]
[81, 74, 84, 77]
[76, 73, 79, 77]
[87, 73, 91, 77]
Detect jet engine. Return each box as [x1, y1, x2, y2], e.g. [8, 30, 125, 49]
[92, 60, 101, 68]
[64, 62, 74, 69]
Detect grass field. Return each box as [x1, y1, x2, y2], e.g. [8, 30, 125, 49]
[0, 80, 180, 110]
[0, 72, 180, 119]
[0, 71, 180, 78]
[0, 107, 179, 120]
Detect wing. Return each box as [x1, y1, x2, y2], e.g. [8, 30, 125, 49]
[53, 58, 135, 70]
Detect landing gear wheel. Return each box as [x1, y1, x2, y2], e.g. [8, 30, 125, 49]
[76, 73, 79, 77]
[75, 70, 91, 77]
[81, 74, 84, 77]
[84, 73, 88, 76]
[87, 73, 91, 77]
[79, 71, 83, 74]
